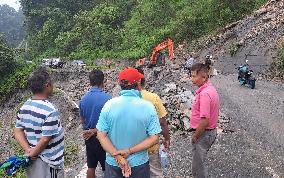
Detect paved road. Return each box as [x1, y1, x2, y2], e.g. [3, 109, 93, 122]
[166, 74, 284, 177]
[211, 74, 284, 177]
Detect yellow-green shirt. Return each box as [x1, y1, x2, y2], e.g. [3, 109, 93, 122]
[141, 90, 167, 119]
[141, 90, 167, 154]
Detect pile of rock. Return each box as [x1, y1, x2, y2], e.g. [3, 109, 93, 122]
[140, 62, 196, 132]
[53, 58, 197, 132]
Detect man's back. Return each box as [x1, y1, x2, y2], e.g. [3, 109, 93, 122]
[96, 90, 161, 167]
[141, 90, 167, 119]
[141, 90, 167, 153]
[80, 87, 111, 129]
[16, 99, 64, 166]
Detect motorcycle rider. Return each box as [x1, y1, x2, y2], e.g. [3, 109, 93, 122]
[238, 60, 250, 82]
[237, 60, 255, 89]
[205, 55, 213, 77]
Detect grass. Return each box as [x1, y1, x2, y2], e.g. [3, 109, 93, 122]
[229, 43, 238, 57]
[0, 169, 25, 178]
[64, 139, 80, 166]
[0, 139, 26, 178]
[9, 137, 24, 156]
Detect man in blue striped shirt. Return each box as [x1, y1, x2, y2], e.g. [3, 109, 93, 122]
[14, 67, 64, 178]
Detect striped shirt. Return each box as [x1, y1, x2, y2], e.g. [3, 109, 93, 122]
[15, 99, 64, 166]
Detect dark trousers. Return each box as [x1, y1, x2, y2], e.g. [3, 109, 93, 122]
[85, 136, 106, 171]
[104, 162, 150, 178]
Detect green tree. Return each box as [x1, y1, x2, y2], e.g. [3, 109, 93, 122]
[55, 3, 125, 61]
[0, 5, 25, 47]
[21, 0, 268, 60]
[0, 35, 16, 80]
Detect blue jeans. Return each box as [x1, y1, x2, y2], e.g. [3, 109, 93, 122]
[104, 162, 150, 178]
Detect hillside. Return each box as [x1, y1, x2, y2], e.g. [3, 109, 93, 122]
[20, 0, 267, 61]
[195, 0, 284, 79]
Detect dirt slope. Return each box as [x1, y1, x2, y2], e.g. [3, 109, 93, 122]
[195, 0, 284, 80]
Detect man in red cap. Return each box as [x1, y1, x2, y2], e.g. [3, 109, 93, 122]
[96, 67, 162, 178]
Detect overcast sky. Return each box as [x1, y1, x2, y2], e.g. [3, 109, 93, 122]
[0, 0, 20, 10]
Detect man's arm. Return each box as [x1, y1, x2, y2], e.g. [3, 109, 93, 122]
[80, 117, 85, 129]
[97, 131, 131, 177]
[128, 135, 159, 154]
[192, 92, 211, 143]
[96, 131, 117, 155]
[192, 117, 209, 143]
[154, 95, 171, 149]
[81, 117, 97, 140]
[28, 136, 52, 157]
[14, 128, 52, 157]
[14, 128, 30, 152]
[159, 117, 170, 149]
[113, 134, 159, 158]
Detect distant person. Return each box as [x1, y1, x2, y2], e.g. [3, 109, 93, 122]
[184, 55, 194, 74]
[79, 69, 112, 178]
[96, 67, 162, 178]
[204, 55, 213, 77]
[14, 67, 64, 178]
[189, 63, 220, 178]
[136, 67, 170, 178]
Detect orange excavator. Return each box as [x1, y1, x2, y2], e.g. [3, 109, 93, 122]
[136, 38, 174, 67]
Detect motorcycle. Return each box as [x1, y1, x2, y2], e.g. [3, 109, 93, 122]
[237, 60, 256, 89]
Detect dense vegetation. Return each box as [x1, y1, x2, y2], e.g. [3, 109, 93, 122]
[0, 35, 36, 102]
[0, 5, 25, 47]
[21, 0, 267, 63]
[0, 35, 16, 78]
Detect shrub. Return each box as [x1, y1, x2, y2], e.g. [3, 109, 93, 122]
[229, 43, 238, 57]
[278, 44, 284, 71]
[0, 63, 37, 103]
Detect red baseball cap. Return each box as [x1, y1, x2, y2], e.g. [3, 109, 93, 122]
[119, 67, 144, 85]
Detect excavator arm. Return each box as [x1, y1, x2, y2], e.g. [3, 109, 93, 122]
[136, 38, 174, 67]
[150, 38, 174, 65]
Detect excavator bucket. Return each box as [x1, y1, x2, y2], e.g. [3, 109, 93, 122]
[136, 57, 150, 67]
[136, 58, 145, 66]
